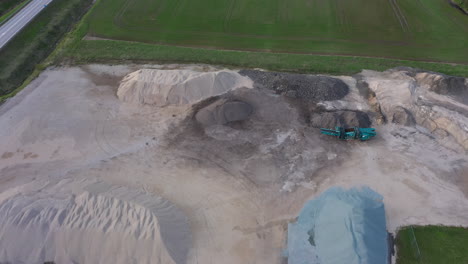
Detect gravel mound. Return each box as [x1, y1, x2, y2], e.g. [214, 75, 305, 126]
[239, 70, 349, 101]
[310, 110, 372, 128]
[195, 99, 253, 126]
[118, 69, 253, 106]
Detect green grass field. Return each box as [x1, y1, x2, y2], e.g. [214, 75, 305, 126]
[85, 0, 468, 63]
[396, 226, 468, 264]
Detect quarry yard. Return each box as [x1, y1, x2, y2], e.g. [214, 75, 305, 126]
[1, 0, 467, 262]
[0, 64, 467, 263]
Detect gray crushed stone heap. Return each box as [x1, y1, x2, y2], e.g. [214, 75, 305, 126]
[239, 70, 349, 102]
[309, 110, 372, 128]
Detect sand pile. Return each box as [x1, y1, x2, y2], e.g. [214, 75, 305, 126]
[0, 182, 191, 264]
[118, 69, 253, 106]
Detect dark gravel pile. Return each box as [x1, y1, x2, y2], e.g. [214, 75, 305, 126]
[239, 70, 349, 102]
[309, 110, 372, 128]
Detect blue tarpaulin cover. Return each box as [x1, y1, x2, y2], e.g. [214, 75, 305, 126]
[286, 187, 388, 264]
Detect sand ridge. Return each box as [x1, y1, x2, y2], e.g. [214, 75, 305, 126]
[0, 179, 191, 264]
[117, 69, 253, 106]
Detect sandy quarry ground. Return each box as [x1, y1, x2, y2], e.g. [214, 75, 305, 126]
[0, 64, 467, 264]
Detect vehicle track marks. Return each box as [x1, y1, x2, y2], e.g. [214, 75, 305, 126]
[334, 0, 349, 33]
[223, 0, 236, 33]
[388, 0, 410, 33]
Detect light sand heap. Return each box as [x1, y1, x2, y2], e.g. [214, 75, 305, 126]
[0, 181, 191, 264]
[117, 69, 253, 106]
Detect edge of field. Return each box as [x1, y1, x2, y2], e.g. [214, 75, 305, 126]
[67, 39, 468, 77]
[56, 0, 468, 77]
[2, 0, 468, 104]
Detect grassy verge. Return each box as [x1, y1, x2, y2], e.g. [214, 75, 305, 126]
[396, 226, 468, 264]
[66, 40, 468, 77]
[3, 0, 468, 104]
[0, 0, 93, 100]
[0, 0, 31, 25]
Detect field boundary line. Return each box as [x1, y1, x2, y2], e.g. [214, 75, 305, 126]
[80, 37, 468, 66]
[96, 19, 413, 47]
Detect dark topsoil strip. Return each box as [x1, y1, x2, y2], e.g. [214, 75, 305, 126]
[238, 70, 377, 128]
[239, 69, 349, 102]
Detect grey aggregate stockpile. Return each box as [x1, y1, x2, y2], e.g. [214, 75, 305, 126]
[310, 110, 372, 128]
[239, 70, 349, 101]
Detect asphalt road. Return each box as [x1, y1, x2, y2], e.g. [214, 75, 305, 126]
[0, 0, 53, 50]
